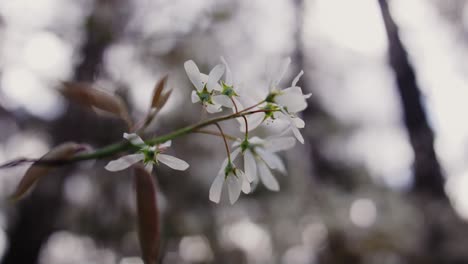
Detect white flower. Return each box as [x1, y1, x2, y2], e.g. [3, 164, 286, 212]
[213, 56, 242, 109]
[276, 108, 307, 144]
[252, 57, 312, 143]
[184, 60, 226, 113]
[105, 133, 189, 172]
[219, 56, 268, 135]
[269, 59, 311, 144]
[274, 70, 311, 113]
[209, 148, 251, 204]
[232, 136, 295, 191]
[216, 57, 266, 132]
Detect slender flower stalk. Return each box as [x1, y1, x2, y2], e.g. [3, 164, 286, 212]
[0, 108, 272, 169]
[70, 109, 272, 163]
[192, 130, 237, 141]
[214, 123, 232, 163]
[230, 97, 249, 140]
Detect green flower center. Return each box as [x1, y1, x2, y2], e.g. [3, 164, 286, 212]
[221, 83, 238, 97]
[240, 139, 263, 157]
[265, 90, 280, 103]
[262, 103, 280, 120]
[197, 87, 213, 103]
[240, 139, 250, 152]
[140, 146, 159, 164]
[224, 162, 239, 179]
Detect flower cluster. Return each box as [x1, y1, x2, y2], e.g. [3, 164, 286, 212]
[103, 57, 309, 204]
[184, 57, 242, 113]
[185, 57, 311, 204]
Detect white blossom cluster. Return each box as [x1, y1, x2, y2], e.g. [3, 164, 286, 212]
[185, 57, 311, 204]
[104, 57, 310, 204]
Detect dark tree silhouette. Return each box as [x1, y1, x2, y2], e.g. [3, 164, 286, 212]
[378, 0, 445, 198]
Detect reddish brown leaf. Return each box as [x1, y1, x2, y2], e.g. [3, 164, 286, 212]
[60, 82, 132, 128]
[133, 76, 172, 132]
[150, 75, 168, 109]
[155, 88, 172, 110]
[10, 142, 83, 201]
[134, 166, 160, 264]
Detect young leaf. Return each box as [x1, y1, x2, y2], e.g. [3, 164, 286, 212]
[155, 88, 172, 110]
[60, 82, 132, 128]
[10, 142, 84, 201]
[134, 76, 172, 132]
[150, 75, 168, 109]
[134, 165, 160, 264]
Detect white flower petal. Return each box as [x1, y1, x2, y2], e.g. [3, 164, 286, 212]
[291, 70, 304, 87]
[148, 146, 157, 152]
[184, 60, 204, 91]
[239, 171, 251, 194]
[244, 150, 257, 182]
[258, 162, 279, 191]
[231, 147, 241, 161]
[145, 163, 153, 173]
[105, 153, 145, 171]
[258, 150, 286, 174]
[271, 154, 286, 174]
[212, 95, 233, 108]
[277, 126, 293, 137]
[123, 133, 145, 146]
[276, 91, 307, 113]
[271, 57, 291, 89]
[239, 112, 265, 132]
[249, 137, 265, 145]
[200, 73, 222, 90]
[205, 104, 222, 113]
[200, 73, 209, 85]
[159, 140, 172, 148]
[157, 154, 189, 171]
[251, 171, 260, 189]
[207, 64, 225, 91]
[264, 137, 296, 152]
[280, 109, 305, 144]
[191, 90, 200, 103]
[220, 56, 233, 86]
[292, 116, 305, 128]
[226, 174, 241, 204]
[273, 110, 282, 119]
[209, 173, 225, 203]
[217, 157, 229, 177]
[232, 139, 242, 148]
[232, 97, 243, 112]
[291, 125, 304, 144]
[256, 148, 278, 169]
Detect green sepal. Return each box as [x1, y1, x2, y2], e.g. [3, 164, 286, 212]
[221, 82, 238, 97]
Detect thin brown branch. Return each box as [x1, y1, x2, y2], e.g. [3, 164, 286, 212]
[193, 129, 237, 141]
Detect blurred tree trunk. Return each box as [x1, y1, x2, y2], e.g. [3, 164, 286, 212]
[293, 1, 364, 262]
[296, 0, 358, 191]
[1, 1, 128, 263]
[377, 0, 445, 198]
[376, 1, 468, 263]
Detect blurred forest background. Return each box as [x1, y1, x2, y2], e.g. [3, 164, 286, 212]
[0, 0, 468, 263]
